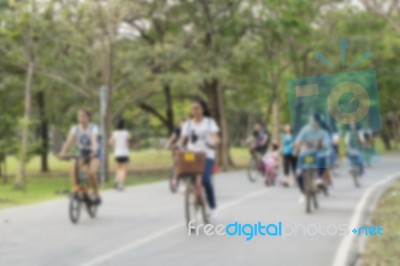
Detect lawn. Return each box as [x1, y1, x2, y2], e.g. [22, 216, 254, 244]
[363, 180, 400, 265]
[3, 147, 250, 176]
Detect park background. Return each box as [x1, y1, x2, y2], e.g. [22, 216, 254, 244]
[0, 0, 399, 207]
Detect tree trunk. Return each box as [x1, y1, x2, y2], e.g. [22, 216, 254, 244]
[272, 95, 280, 143]
[15, 61, 35, 190]
[202, 79, 232, 170]
[37, 91, 49, 173]
[164, 84, 174, 134]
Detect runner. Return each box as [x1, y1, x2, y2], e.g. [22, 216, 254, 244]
[59, 109, 102, 204]
[109, 119, 131, 191]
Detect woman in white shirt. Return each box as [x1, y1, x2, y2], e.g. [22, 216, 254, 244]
[179, 98, 220, 220]
[109, 120, 131, 191]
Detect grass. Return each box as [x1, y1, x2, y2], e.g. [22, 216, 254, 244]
[3, 147, 250, 176]
[363, 180, 400, 265]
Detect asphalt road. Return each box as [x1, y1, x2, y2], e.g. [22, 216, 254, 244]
[0, 155, 399, 266]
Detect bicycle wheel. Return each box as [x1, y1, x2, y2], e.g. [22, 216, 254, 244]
[69, 193, 81, 224]
[185, 177, 208, 227]
[169, 166, 179, 193]
[247, 158, 262, 183]
[85, 194, 98, 218]
[304, 170, 313, 214]
[351, 165, 360, 188]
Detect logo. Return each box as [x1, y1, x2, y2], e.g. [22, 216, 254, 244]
[188, 220, 384, 240]
[286, 38, 382, 136]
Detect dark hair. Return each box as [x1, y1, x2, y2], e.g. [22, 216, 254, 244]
[272, 143, 279, 151]
[192, 98, 212, 117]
[79, 108, 92, 120]
[255, 120, 265, 127]
[117, 119, 125, 130]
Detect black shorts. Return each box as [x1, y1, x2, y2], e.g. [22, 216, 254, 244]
[115, 156, 129, 164]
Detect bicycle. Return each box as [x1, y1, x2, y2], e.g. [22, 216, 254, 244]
[184, 174, 209, 228]
[168, 148, 181, 193]
[247, 153, 265, 183]
[299, 150, 319, 214]
[60, 155, 99, 224]
[348, 152, 363, 188]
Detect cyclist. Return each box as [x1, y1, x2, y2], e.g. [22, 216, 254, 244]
[109, 119, 131, 191]
[165, 119, 185, 149]
[360, 123, 374, 166]
[59, 109, 102, 205]
[345, 124, 365, 178]
[250, 121, 270, 159]
[294, 113, 330, 203]
[178, 98, 220, 221]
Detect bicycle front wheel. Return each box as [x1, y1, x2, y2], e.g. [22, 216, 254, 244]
[85, 194, 98, 218]
[247, 158, 263, 183]
[185, 178, 208, 228]
[69, 193, 81, 224]
[351, 165, 361, 188]
[304, 170, 316, 214]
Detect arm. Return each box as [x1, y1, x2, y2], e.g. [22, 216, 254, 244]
[59, 132, 75, 157]
[164, 133, 177, 149]
[207, 119, 221, 149]
[91, 127, 99, 156]
[208, 132, 220, 148]
[109, 132, 115, 147]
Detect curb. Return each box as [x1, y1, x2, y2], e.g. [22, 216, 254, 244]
[332, 172, 400, 266]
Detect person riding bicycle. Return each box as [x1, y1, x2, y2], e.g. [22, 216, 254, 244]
[345, 124, 365, 178]
[250, 121, 270, 159]
[165, 119, 186, 191]
[59, 109, 102, 205]
[178, 98, 220, 222]
[359, 123, 374, 166]
[165, 119, 185, 149]
[294, 113, 330, 203]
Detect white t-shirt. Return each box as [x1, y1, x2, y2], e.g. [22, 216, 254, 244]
[181, 117, 219, 159]
[69, 123, 99, 151]
[112, 130, 131, 157]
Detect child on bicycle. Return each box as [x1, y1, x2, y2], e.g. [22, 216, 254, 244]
[59, 109, 102, 205]
[262, 143, 280, 186]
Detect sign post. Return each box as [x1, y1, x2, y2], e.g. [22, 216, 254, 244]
[100, 85, 108, 185]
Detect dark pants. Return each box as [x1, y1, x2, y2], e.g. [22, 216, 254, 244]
[283, 154, 297, 176]
[203, 158, 216, 209]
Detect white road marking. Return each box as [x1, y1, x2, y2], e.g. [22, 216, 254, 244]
[332, 171, 400, 266]
[81, 188, 268, 266]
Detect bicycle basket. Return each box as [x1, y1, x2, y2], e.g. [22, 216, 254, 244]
[175, 150, 206, 177]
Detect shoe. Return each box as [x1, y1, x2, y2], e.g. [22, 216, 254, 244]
[298, 194, 305, 204]
[209, 208, 219, 224]
[93, 196, 102, 205]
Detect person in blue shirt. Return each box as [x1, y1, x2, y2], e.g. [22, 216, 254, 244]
[281, 124, 296, 186]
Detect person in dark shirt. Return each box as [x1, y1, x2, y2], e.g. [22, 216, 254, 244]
[165, 119, 185, 149]
[250, 121, 270, 158]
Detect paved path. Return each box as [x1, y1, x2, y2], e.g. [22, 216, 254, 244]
[0, 155, 399, 266]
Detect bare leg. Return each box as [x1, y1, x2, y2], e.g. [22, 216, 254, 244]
[89, 158, 100, 196]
